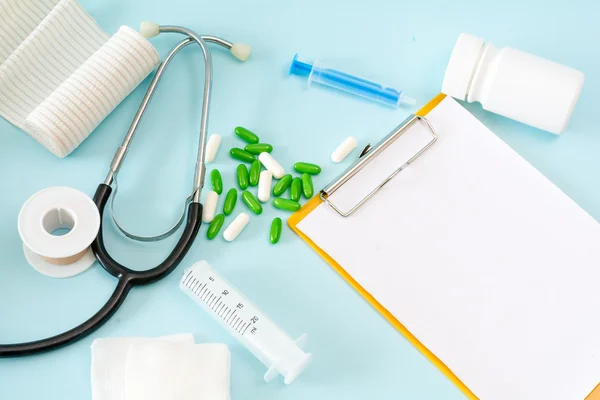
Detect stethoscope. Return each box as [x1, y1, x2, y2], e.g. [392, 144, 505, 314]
[0, 25, 249, 357]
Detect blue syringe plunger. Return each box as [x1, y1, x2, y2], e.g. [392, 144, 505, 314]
[289, 54, 416, 108]
[289, 54, 313, 77]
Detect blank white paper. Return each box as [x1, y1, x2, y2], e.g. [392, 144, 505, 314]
[296, 97, 600, 400]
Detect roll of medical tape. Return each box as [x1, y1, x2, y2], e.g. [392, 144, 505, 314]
[18, 187, 100, 278]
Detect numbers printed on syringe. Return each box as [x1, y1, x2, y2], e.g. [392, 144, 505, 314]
[181, 262, 312, 384]
[182, 270, 261, 336]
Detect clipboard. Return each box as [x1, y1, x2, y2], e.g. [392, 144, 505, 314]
[289, 94, 600, 400]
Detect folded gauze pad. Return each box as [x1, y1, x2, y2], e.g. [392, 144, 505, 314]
[0, 0, 160, 157]
[125, 342, 231, 400]
[91, 334, 194, 400]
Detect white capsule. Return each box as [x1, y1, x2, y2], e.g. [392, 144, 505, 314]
[202, 191, 219, 223]
[257, 171, 273, 203]
[205, 134, 222, 163]
[258, 152, 285, 179]
[331, 136, 358, 163]
[223, 212, 250, 241]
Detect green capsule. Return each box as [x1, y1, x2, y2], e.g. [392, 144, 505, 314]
[294, 162, 321, 175]
[236, 164, 249, 189]
[290, 177, 302, 202]
[272, 174, 292, 196]
[245, 143, 273, 154]
[210, 169, 223, 194]
[230, 148, 256, 163]
[223, 188, 237, 215]
[273, 198, 301, 212]
[249, 160, 260, 186]
[242, 190, 263, 214]
[234, 126, 259, 144]
[207, 214, 225, 239]
[301, 173, 314, 198]
[270, 217, 282, 244]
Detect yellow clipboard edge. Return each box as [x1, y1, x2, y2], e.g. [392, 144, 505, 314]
[588, 384, 600, 400]
[288, 93, 478, 400]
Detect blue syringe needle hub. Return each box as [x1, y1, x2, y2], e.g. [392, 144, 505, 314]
[289, 54, 416, 108]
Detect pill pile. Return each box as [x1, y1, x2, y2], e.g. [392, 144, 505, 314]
[202, 126, 324, 244]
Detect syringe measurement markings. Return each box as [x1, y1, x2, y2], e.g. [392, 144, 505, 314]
[219, 306, 229, 318]
[186, 277, 196, 290]
[227, 311, 236, 324]
[235, 319, 244, 331]
[201, 291, 210, 304]
[198, 283, 206, 293]
[182, 271, 192, 285]
[211, 296, 221, 310]
[185, 274, 250, 331]
[234, 317, 246, 331]
[196, 283, 207, 296]
[187, 278, 198, 293]
[242, 323, 250, 335]
[182, 270, 193, 285]
[199, 286, 208, 299]
[192, 281, 201, 295]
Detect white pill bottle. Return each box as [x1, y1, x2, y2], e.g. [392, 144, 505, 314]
[442, 33, 584, 134]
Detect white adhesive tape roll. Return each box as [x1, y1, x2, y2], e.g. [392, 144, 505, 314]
[18, 187, 100, 278]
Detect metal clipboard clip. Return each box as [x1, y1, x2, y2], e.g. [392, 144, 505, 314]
[320, 114, 438, 217]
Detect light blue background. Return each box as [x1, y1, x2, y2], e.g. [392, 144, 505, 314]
[1, 0, 599, 399]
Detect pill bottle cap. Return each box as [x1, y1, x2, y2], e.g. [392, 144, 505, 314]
[442, 33, 486, 100]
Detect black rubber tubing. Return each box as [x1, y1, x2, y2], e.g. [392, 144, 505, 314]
[0, 183, 202, 357]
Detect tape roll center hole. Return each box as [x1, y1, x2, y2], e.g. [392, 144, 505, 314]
[42, 208, 76, 237]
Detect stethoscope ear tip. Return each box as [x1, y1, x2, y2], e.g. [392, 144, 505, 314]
[231, 43, 251, 61]
[140, 21, 160, 38]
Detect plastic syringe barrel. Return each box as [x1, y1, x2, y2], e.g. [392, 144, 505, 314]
[289, 54, 415, 107]
[180, 261, 311, 384]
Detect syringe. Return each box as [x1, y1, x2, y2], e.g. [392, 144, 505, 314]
[180, 261, 312, 384]
[289, 53, 416, 108]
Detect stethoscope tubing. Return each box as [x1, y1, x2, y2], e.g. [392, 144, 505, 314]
[0, 187, 203, 357]
[0, 27, 229, 357]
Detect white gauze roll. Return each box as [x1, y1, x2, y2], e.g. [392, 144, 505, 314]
[0, 0, 160, 157]
[0, 0, 61, 63]
[23, 26, 160, 157]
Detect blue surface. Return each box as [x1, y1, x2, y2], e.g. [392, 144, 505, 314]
[1, 1, 599, 399]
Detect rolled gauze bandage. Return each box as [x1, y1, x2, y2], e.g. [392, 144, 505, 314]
[0, 0, 160, 157]
[23, 26, 160, 156]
